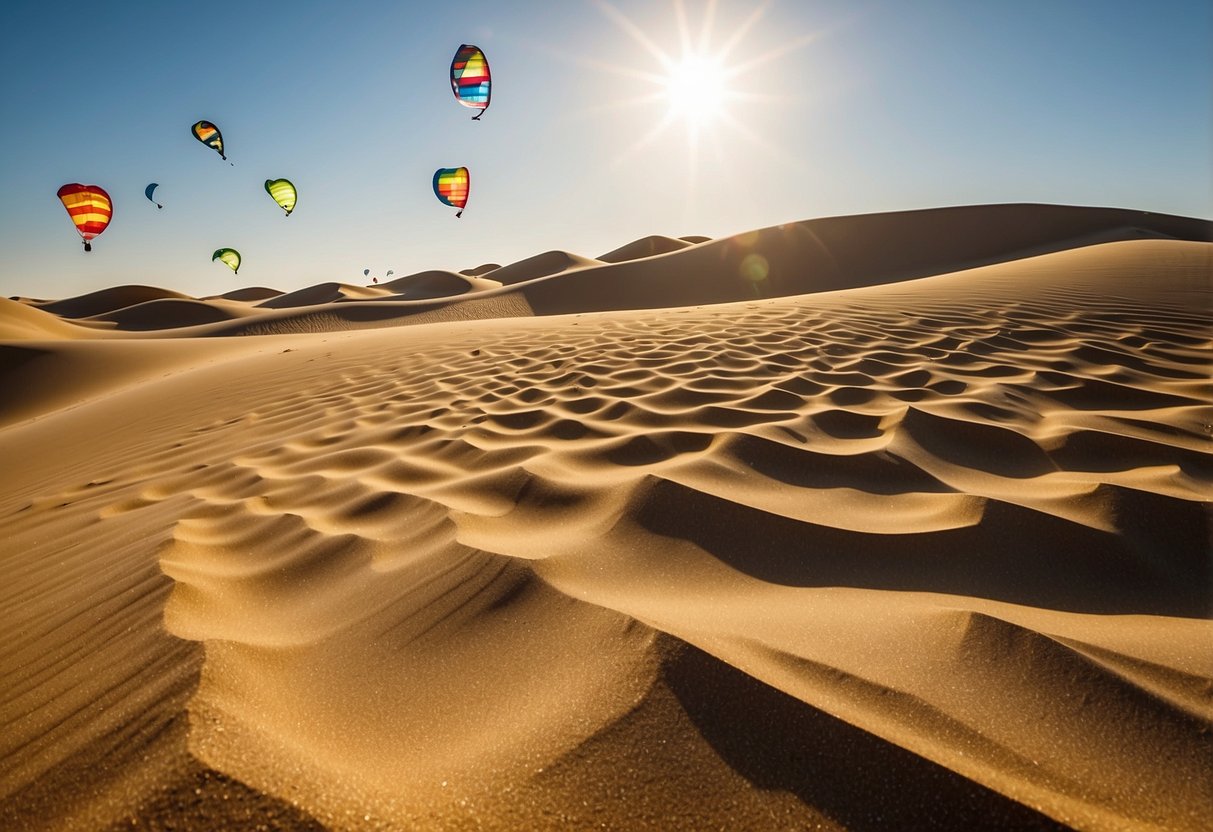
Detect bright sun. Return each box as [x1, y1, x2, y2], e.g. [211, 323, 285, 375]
[664, 53, 730, 126]
[586, 1, 817, 179]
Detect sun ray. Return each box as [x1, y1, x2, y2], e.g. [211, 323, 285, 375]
[715, 108, 808, 171]
[716, 0, 772, 63]
[726, 30, 823, 79]
[594, 0, 675, 71]
[607, 109, 681, 172]
[697, 0, 718, 54]
[585, 0, 818, 188]
[560, 90, 671, 122]
[674, 0, 693, 57]
[512, 33, 675, 90]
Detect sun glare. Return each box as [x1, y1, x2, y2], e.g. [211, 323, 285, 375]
[583, 0, 819, 194]
[665, 53, 730, 126]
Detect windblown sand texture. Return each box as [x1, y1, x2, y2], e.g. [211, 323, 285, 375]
[2, 204, 1211, 831]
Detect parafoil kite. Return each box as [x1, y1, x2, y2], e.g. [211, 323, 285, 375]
[145, 183, 163, 209]
[264, 178, 297, 216]
[191, 120, 227, 160]
[433, 167, 469, 218]
[56, 184, 112, 252]
[212, 248, 241, 274]
[450, 45, 490, 119]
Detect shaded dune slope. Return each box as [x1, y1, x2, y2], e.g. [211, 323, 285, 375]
[33, 285, 190, 318]
[86, 298, 244, 330]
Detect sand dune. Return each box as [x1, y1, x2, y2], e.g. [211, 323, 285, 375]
[30, 284, 191, 318]
[1, 205, 1210, 831]
[256, 282, 396, 309]
[0, 297, 91, 340]
[483, 249, 603, 286]
[460, 263, 502, 277]
[86, 298, 248, 330]
[597, 234, 696, 263]
[7, 203, 1208, 342]
[207, 286, 285, 302]
[380, 270, 503, 299]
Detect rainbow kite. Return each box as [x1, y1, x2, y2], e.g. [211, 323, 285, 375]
[432, 167, 470, 218]
[450, 45, 490, 119]
[56, 184, 113, 252]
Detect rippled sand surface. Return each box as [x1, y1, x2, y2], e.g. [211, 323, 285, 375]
[2, 205, 1210, 830]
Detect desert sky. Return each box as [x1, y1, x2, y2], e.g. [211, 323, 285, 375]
[1, 0, 1210, 298]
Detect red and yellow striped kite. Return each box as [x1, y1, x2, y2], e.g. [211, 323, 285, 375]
[56, 184, 113, 252]
[432, 167, 469, 218]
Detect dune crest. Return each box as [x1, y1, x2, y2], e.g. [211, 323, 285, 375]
[597, 234, 696, 263]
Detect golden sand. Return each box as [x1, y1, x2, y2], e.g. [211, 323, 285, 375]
[2, 205, 1210, 830]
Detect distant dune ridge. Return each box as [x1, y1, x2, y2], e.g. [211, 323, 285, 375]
[1, 204, 1211, 831]
[6, 203, 1208, 341]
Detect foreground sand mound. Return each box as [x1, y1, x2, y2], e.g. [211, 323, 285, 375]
[1, 232, 1209, 831]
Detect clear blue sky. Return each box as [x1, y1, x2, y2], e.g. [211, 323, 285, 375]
[2, 0, 1209, 299]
